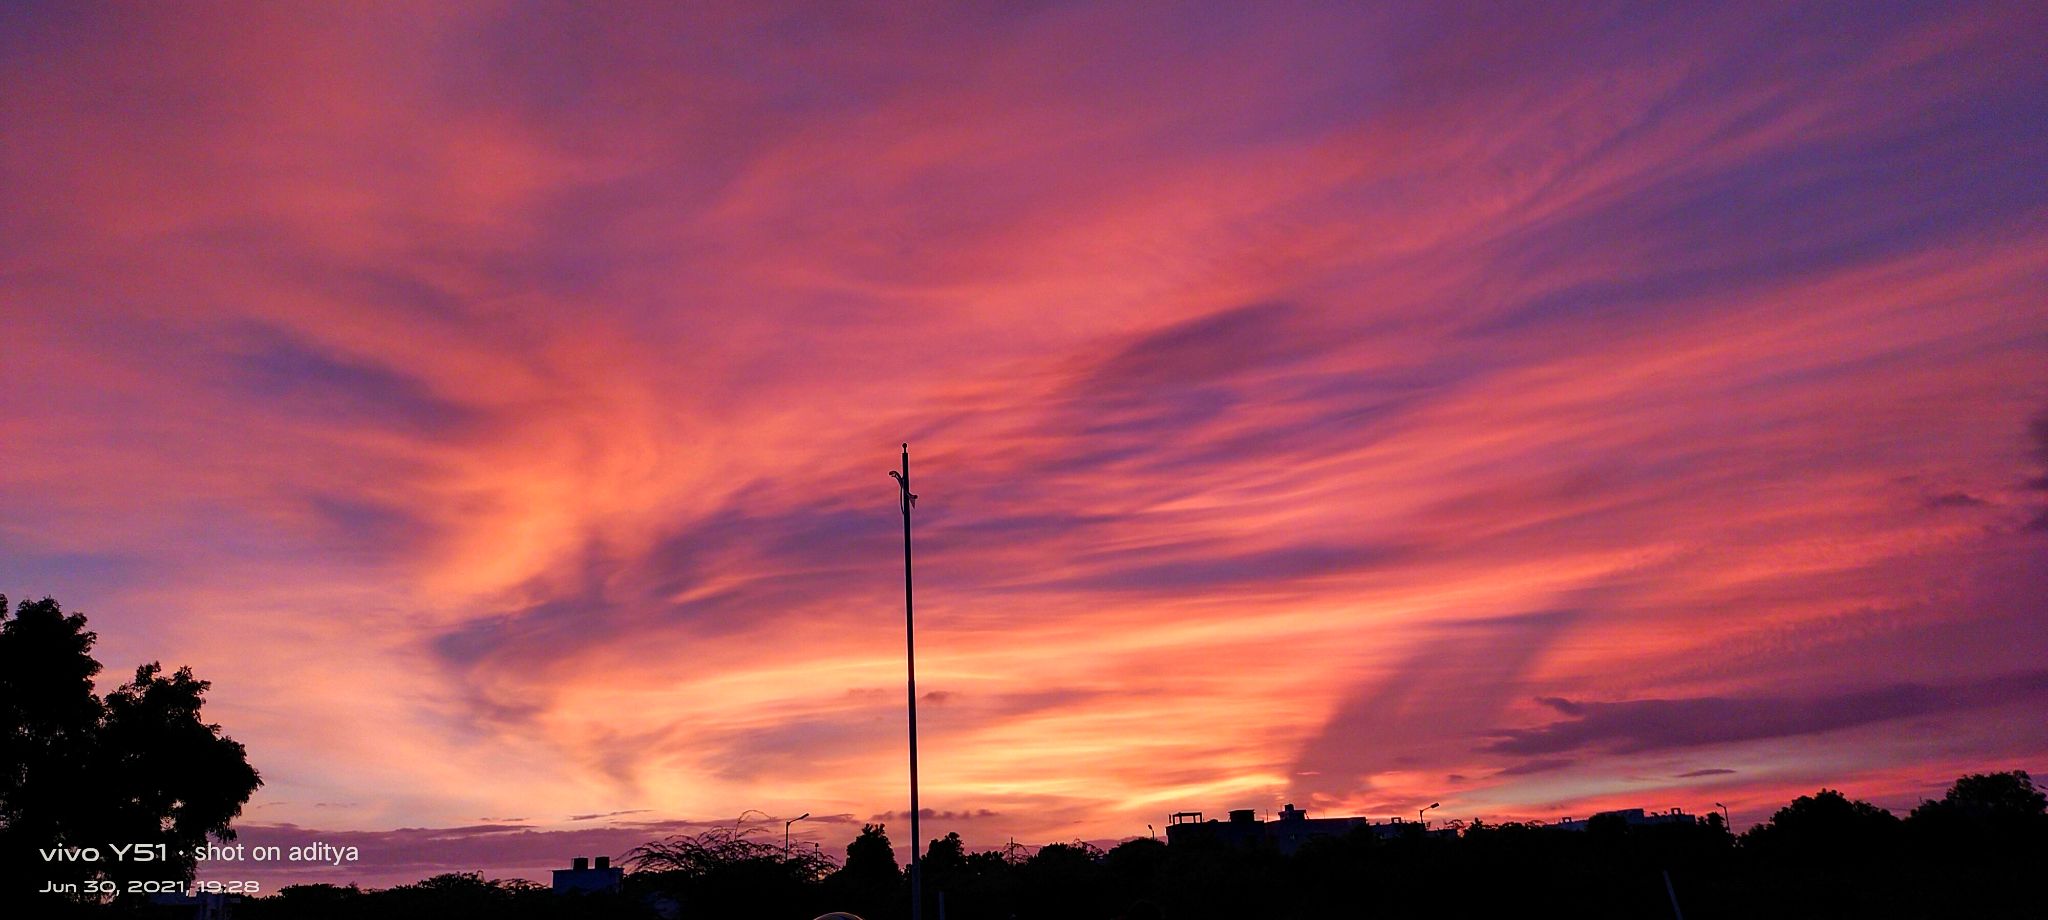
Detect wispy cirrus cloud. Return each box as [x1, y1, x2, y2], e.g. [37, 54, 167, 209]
[3, 0, 2045, 883]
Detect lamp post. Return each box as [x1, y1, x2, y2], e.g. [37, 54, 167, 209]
[889, 444, 922, 920]
[1419, 802, 1439, 826]
[786, 812, 810, 853]
[1714, 802, 1730, 832]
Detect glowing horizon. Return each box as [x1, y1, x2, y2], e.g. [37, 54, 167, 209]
[2, 1, 2045, 886]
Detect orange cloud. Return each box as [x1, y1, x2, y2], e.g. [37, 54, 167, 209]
[2, 0, 2044, 881]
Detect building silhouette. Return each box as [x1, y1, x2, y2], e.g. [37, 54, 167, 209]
[552, 855, 624, 894]
[1551, 807, 1699, 832]
[1165, 804, 1453, 853]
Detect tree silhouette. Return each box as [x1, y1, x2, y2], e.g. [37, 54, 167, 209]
[626, 823, 834, 919]
[923, 830, 966, 875]
[208, 771, 2043, 920]
[1734, 788, 1905, 917]
[825, 823, 902, 918]
[1742, 788, 1900, 853]
[841, 822, 901, 882]
[1017, 841, 1110, 919]
[1909, 770, 2045, 828]
[0, 595, 261, 903]
[1900, 770, 2047, 917]
[0, 595, 102, 898]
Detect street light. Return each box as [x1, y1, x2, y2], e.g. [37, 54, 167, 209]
[1419, 802, 1440, 826]
[1714, 802, 1730, 832]
[786, 812, 810, 852]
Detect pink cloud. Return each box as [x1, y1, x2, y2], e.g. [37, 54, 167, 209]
[3, 0, 2045, 886]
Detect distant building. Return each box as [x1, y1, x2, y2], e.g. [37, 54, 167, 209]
[1551, 807, 1698, 832]
[553, 855, 624, 894]
[1165, 804, 1452, 854]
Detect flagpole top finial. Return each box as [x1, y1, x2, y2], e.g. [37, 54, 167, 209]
[902, 442, 909, 450]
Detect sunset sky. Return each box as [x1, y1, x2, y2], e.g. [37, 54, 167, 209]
[3, 1, 2046, 887]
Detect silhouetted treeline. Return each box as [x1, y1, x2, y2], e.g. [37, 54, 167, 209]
[98, 771, 2048, 920]
[1, 596, 262, 907]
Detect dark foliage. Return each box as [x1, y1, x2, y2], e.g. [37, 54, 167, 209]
[0, 596, 262, 907]
[628, 823, 836, 919]
[820, 822, 903, 919]
[232, 874, 648, 920]
[56, 770, 2048, 919]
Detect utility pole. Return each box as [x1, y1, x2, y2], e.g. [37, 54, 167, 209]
[889, 444, 922, 920]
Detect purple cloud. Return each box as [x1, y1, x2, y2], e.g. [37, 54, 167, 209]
[1490, 670, 2048, 756]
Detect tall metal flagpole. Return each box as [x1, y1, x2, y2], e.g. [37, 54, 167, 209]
[889, 444, 922, 920]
